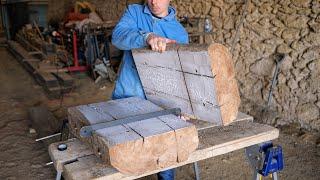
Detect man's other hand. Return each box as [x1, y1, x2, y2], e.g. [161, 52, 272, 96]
[146, 33, 176, 53]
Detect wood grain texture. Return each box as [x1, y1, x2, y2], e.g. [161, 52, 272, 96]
[208, 44, 241, 125]
[132, 43, 240, 125]
[68, 97, 198, 175]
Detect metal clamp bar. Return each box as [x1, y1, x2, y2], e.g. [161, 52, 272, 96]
[80, 108, 181, 137]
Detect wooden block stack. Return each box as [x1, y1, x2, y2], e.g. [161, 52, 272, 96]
[7, 40, 74, 99]
[68, 97, 199, 175]
[132, 43, 240, 125]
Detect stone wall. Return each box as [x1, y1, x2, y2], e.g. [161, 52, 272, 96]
[47, 0, 320, 131]
[47, 0, 143, 22]
[172, 0, 320, 131]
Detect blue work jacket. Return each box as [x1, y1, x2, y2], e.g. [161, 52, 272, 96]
[111, 4, 189, 100]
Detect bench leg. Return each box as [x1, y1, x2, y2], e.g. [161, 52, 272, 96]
[193, 162, 200, 180]
[56, 171, 62, 180]
[272, 172, 278, 180]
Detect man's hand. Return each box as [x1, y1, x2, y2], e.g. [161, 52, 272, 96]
[146, 33, 176, 53]
[180, 115, 191, 121]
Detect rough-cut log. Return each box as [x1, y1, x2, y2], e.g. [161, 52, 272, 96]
[68, 97, 198, 175]
[132, 43, 240, 125]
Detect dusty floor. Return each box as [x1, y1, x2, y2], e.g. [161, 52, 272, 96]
[0, 47, 319, 180]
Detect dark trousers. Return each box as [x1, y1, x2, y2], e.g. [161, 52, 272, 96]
[157, 169, 175, 180]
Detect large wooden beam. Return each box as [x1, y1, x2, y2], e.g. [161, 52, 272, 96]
[68, 97, 199, 175]
[132, 44, 240, 125]
[48, 119, 279, 180]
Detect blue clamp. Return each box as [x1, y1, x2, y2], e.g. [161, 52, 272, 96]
[259, 142, 284, 176]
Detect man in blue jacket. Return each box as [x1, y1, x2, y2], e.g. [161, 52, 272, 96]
[111, 0, 188, 179]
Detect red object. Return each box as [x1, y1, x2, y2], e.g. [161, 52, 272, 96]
[66, 12, 89, 21]
[65, 31, 88, 72]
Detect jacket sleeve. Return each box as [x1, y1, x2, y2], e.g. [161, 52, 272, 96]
[180, 32, 189, 44]
[112, 6, 148, 50]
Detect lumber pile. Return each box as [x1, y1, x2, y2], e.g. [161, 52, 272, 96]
[132, 43, 240, 125]
[68, 97, 199, 175]
[7, 40, 73, 98]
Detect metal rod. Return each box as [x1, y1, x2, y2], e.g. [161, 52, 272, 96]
[35, 133, 62, 142]
[267, 54, 285, 106]
[80, 108, 181, 137]
[56, 171, 62, 180]
[230, 0, 249, 55]
[193, 162, 201, 180]
[45, 162, 53, 166]
[272, 172, 278, 180]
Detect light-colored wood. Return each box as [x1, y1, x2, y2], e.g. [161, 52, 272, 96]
[53, 120, 278, 180]
[208, 44, 241, 125]
[48, 138, 93, 172]
[49, 113, 252, 172]
[135, 64, 189, 100]
[68, 97, 199, 175]
[132, 43, 240, 125]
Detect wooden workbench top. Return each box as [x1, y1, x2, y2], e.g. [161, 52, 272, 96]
[48, 113, 279, 180]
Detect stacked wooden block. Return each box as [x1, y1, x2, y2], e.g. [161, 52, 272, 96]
[68, 97, 199, 175]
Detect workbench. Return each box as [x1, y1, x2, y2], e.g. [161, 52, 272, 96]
[48, 112, 279, 180]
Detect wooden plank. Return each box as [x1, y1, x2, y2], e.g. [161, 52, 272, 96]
[22, 58, 40, 62]
[132, 44, 241, 125]
[48, 138, 94, 172]
[35, 71, 60, 88]
[68, 97, 198, 175]
[45, 86, 73, 99]
[90, 97, 163, 119]
[68, 103, 115, 144]
[59, 120, 279, 180]
[7, 40, 33, 60]
[144, 87, 194, 116]
[178, 45, 214, 77]
[23, 61, 38, 73]
[135, 64, 189, 100]
[184, 73, 218, 105]
[52, 72, 74, 87]
[133, 46, 181, 71]
[158, 115, 199, 162]
[190, 112, 252, 130]
[7, 40, 72, 99]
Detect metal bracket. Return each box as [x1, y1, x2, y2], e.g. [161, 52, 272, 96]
[246, 142, 284, 180]
[80, 108, 181, 137]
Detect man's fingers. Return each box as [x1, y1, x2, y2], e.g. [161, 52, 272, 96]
[165, 39, 177, 44]
[147, 34, 176, 52]
[161, 43, 166, 52]
[153, 39, 160, 52]
[150, 40, 157, 51]
[158, 39, 166, 53]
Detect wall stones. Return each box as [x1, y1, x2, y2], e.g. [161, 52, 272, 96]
[47, 0, 320, 131]
[171, 0, 320, 131]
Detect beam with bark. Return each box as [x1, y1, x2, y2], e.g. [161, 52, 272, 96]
[132, 44, 240, 125]
[68, 97, 199, 175]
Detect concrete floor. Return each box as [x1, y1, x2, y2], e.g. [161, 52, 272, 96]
[0, 47, 319, 180]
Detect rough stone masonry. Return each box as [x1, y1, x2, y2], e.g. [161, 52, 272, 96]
[170, 0, 320, 131]
[48, 0, 320, 131]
